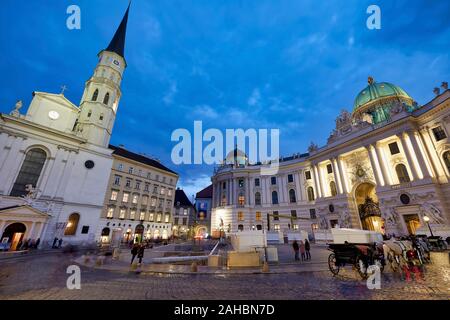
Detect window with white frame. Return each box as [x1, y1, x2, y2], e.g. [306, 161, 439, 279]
[114, 175, 121, 186]
[122, 192, 129, 203]
[132, 194, 138, 204]
[110, 190, 118, 201]
[140, 211, 146, 220]
[119, 209, 126, 219]
[130, 210, 136, 220]
[107, 207, 114, 218]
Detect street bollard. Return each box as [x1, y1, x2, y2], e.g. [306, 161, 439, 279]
[191, 261, 198, 272]
[262, 261, 269, 273]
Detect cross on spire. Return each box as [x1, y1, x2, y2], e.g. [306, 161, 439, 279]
[60, 85, 68, 95]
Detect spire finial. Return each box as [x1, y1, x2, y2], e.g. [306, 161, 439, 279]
[368, 76, 375, 85]
[105, 3, 131, 58]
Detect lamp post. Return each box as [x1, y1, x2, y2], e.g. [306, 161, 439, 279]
[423, 215, 434, 237]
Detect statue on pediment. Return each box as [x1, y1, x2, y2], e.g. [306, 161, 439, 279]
[10, 100, 23, 117]
[308, 141, 319, 153]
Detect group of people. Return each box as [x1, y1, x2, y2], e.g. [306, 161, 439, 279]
[130, 243, 146, 264]
[52, 237, 63, 249]
[17, 238, 41, 251]
[292, 239, 311, 261]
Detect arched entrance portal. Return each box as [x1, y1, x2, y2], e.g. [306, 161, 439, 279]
[354, 183, 384, 233]
[1, 223, 27, 251]
[194, 225, 208, 239]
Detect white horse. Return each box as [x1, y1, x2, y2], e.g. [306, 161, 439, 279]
[382, 239, 413, 272]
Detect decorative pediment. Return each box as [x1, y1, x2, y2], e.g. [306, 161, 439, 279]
[0, 205, 51, 220]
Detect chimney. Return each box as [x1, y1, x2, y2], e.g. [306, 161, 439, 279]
[441, 82, 448, 91]
[433, 87, 440, 96]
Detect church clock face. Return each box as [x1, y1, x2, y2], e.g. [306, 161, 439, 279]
[48, 110, 60, 120]
[113, 59, 120, 66]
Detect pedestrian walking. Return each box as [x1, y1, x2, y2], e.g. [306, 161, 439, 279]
[58, 238, 63, 248]
[305, 239, 311, 260]
[292, 240, 300, 261]
[299, 240, 306, 261]
[137, 245, 145, 264]
[35, 238, 41, 249]
[52, 237, 58, 248]
[130, 243, 139, 264]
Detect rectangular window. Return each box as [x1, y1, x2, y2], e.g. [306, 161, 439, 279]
[140, 211, 146, 221]
[149, 213, 154, 222]
[114, 175, 121, 186]
[151, 198, 156, 207]
[144, 183, 149, 192]
[287, 174, 294, 183]
[130, 210, 136, 220]
[117, 164, 123, 171]
[254, 178, 260, 187]
[122, 193, 129, 203]
[125, 179, 131, 188]
[238, 179, 244, 188]
[157, 213, 162, 222]
[238, 195, 245, 205]
[110, 190, 118, 201]
[291, 210, 297, 218]
[138, 169, 142, 176]
[128, 167, 134, 174]
[305, 171, 311, 180]
[174, 217, 179, 225]
[119, 209, 126, 219]
[153, 186, 158, 194]
[182, 218, 187, 225]
[81, 226, 89, 234]
[293, 224, 299, 230]
[135, 181, 140, 190]
[155, 175, 159, 181]
[273, 211, 279, 221]
[432, 126, 447, 141]
[162, 177, 166, 183]
[160, 188, 165, 195]
[107, 207, 114, 218]
[255, 212, 261, 221]
[327, 164, 333, 174]
[222, 182, 226, 189]
[158, 199, 163, 208]
[271, 177, 277, 185]
[168, 189, 172, 196]
[238, 212, 244, 221]
[389, 142, 400, 155]
[274, 224, 280, 231]
[142, 196, 148, 206]
[165, 214, 170, 223]
[132, 194, 138, 204]
[147, 172, 151, 179]
[309, 208, 317, 219]
[183, 208, 188, 215]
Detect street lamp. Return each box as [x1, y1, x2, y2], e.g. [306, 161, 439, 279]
[423, 215, 434, 237]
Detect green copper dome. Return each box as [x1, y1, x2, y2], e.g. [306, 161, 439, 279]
[353, 77, 412, 112]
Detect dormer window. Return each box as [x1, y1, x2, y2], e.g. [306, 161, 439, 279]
[92, 89, 99, 101]
[103, 92, 110, 105]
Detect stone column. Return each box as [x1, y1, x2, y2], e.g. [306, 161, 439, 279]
[27, 222, 36, 240]
[365, 145, 382, 186]
[337, 157, 348, 193]
[408, 131, 432, 179]
[317, 165, 326, 197]
[0, 220, 6, 237]
[313, 165, 322, 198]
[332, 158, 343, 194]
[398, 133, 419, 180]
[374, 143, 392, 186]
[419, 128, 447, 181]
[295, 171, 304, 201]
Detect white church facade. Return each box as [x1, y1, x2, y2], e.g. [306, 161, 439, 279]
[0, 5, 131, 249]
[211, 79, 450, 240]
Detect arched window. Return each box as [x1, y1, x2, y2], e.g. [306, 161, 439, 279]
[272, 191, 279, 205]
[10, 148, 47, 197]
[255, 192, 261, 205]
[330, 181, 337, 197]
[289, 189, 296, 203]
[103, 92, 110, 105]
[101, 227, 110, 237]
[92, 89, 99, 101]
[307, 186, 315, 201]
[443, 151, 450, 174]
[396, 164, 411, 183]
[64, 213, 80, 236]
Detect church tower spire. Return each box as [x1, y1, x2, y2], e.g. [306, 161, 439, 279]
[76, 3, 131, 147]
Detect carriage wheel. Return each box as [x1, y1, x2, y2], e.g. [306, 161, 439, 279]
[355, 255, 368, 279]
[328, 253, 340, 276]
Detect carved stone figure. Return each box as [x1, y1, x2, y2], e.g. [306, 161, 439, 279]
[339, 211, 351, 228]
[23, 184, 39, 205]
[308, 141, 319, 153]
[319, 216, 328, 229]
[382, 208, 398, 226]
[10, 100, 23, 117]
[420, 203, 445, 224]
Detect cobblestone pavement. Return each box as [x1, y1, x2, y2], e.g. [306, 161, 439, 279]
[1, 252, 449, 300]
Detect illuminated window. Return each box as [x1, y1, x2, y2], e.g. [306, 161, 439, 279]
[140, 211, 146, 221]
[110, 190, 118, 201]
[238, 212, 244, 221]
[142, 196, 148, 206]
[161, 188, 165, 195]
[130, 210, 136, 220]
[119, 209, 126, 219]
[106, 208, 114, 218]
[238, 194, 245, 205]
[293, 224, 299, 230]
[10, 148, 47, 197]
[132, 194, 139, 204]
[274, 224, 280, 231]
[168, 189, 172, 196]
[256, 212, 262, 221]
[157, 213, 162, 222]
[183, 209, 188, 215]
[151, 198, 156, 206]
[122, 192, 129, 203]
[64, 213, 80, 236]
[165, 214, 170, 223]
[149, 213, 154, 222]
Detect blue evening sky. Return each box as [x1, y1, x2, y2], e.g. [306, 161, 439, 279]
[1, 0, 449, 199]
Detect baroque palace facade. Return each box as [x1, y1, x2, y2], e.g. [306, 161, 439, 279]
[211, 78, 450, 239]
